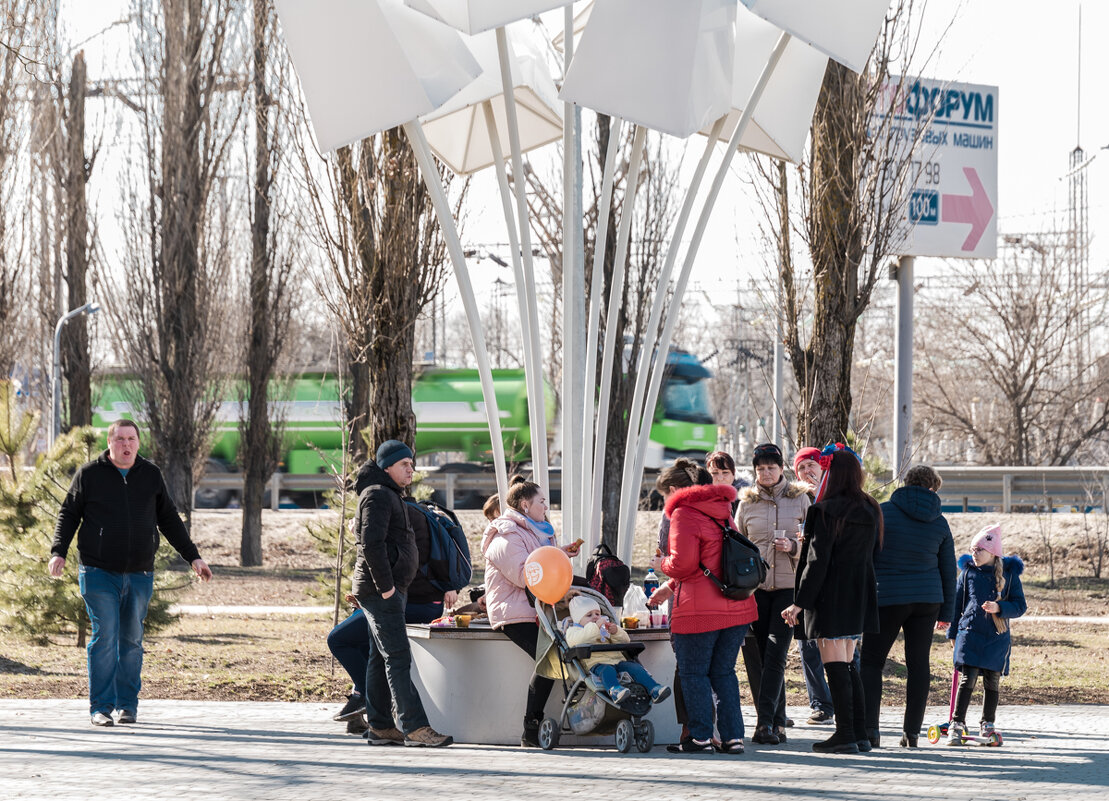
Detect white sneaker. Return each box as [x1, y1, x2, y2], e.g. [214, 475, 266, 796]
[980, 721, 995, 737]
[946, 720, 966, 745]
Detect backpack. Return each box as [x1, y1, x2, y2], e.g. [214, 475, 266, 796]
[693, 510, 768, 601]
[406, 500, 472, 592]
[585, 542, 631, 607]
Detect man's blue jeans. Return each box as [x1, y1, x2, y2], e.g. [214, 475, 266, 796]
[361, 592, 430, 734]
[327, 609, 369, 697]
[78, 566, 154, 716]
[673, 624, 749, 742]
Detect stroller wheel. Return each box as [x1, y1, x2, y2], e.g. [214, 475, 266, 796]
[538, 717, 560, 750]
[615, 719, 635, 753]
[635, 719, 655, 752]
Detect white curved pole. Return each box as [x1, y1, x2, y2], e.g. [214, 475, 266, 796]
[616, 32, 793, 563]
[496, 27, 549, 491]
[404, 120, 509, 502]
[614, 116, 725, 558]
[589, 124, 646, 550]
[481, 100, 544, 487]
[580, 115, 622, 550]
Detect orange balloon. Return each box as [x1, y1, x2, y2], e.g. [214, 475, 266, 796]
[524, 545, 573, 605]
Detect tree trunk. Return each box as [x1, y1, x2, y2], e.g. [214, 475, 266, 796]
[61, 51, 92, 430]
[153, 0, 205, 527]
[240, 0, 278, 566]
[793, 62, 865, 447]
[348, 357, 371, 461]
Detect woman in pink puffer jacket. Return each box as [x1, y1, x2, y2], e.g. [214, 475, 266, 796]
[481, 475, 581, 747]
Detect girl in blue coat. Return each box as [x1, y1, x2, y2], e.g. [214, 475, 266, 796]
[946, 524, 1026, 743]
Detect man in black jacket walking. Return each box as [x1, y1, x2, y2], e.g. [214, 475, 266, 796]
[48, 420, 212, 727]
[353, 439, 452, 748]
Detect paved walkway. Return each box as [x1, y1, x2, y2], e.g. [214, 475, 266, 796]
[3, 700, 1107, 800]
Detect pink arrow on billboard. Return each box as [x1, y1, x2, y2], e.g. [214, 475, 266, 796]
[942, 166, 994, 251]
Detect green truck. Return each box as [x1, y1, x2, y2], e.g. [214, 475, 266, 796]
[91, 352, 716, 507]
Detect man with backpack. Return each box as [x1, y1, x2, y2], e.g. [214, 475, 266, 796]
[329, 443, 471, 739]
[349, 439, 453, 748]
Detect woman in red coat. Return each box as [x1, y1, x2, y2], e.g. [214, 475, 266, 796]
[650, 468, 758, 754]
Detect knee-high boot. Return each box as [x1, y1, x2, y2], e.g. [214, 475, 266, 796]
[848, 662, 874, 751]
[813, 662, 860, 754]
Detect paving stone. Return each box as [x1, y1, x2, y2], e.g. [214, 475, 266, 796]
[3, 701, 1107, 800]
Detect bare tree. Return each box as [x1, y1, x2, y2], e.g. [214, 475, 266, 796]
[915, 236, 1109, 466]
[239, 0, 296, 565]
[53, 51, 97, 430]
[295, 123, 454, 462]
[0, 1, 48, 382]
[758, 1, 936, 447]
[110, 0, 242, 523]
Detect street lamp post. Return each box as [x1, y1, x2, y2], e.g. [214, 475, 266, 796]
[51, 301, 99, 447]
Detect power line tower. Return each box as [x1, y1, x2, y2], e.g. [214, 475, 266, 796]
[1067, 7, 1091, 376]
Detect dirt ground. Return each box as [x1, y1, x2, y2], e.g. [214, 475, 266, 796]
[183, 510, 1109, 616]
[3, 510, 1106, 706]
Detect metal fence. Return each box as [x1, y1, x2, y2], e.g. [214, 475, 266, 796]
[196, 465, 1109, 512]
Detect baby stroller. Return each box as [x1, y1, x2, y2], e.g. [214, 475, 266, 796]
[533, 587, 658, 753]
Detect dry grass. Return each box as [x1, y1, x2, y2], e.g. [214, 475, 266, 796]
[3, 509, 1107, 705]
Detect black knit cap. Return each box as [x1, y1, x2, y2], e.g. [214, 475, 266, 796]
[376, 439, 414, 470]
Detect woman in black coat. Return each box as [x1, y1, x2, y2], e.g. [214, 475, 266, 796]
[861, 465, 956, 748]
[783, 445, 882, 755]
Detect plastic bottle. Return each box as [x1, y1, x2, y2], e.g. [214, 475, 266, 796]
[643, 568, 660, 599]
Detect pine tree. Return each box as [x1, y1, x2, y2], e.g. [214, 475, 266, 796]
[0, 380, 184, 646]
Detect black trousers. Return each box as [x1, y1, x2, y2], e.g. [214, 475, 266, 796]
[954, 664, 1001, 724]
[752, 588, 795, 728]
[500, 622, 555, 723]
[860, 602, 941, 736]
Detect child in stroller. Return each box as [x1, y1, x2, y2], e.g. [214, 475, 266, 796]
[566, 596, 672, 706]
[533, 588, 668, 752]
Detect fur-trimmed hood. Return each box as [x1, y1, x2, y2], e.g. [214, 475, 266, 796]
[738, 479, 811, 505]
[957, 553, 1025, 575]
[664, 482, 736, 518]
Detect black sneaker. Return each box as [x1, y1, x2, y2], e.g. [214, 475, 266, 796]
[115, 710, 137, 724]
[752, 725, 780, 745]
[333, 694, 366, 722]
[807, 709, 833, 724]
[774, 725, 788, 744]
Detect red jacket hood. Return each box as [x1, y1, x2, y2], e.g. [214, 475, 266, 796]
[664, 482, 737, 519]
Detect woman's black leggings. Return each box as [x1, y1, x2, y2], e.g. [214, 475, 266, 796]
[860, 602, 940, 736]
[954, 664, 1001, 724]
[500, 622, 555, 723]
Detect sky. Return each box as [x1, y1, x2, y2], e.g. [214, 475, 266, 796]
[59, 0, 1109, 329]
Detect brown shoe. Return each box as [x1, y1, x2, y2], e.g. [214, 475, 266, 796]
[364, 726, 405, 746]
[404, 725, 453, 748]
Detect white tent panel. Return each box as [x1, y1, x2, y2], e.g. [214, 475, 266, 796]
[700, 10, 828, 163]
[559, 0, 735, 139]
[739, 0, 890, 74]
[405, 0, 570, 35]
[420, 29, 562, 174]
[275, 0, 480, 152]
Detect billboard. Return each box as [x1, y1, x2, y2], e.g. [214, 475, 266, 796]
[871, 77, 999, 259]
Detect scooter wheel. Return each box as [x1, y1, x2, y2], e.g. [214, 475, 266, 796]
[990, 732, 1003, 747]
[927, 724, 942, 744]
